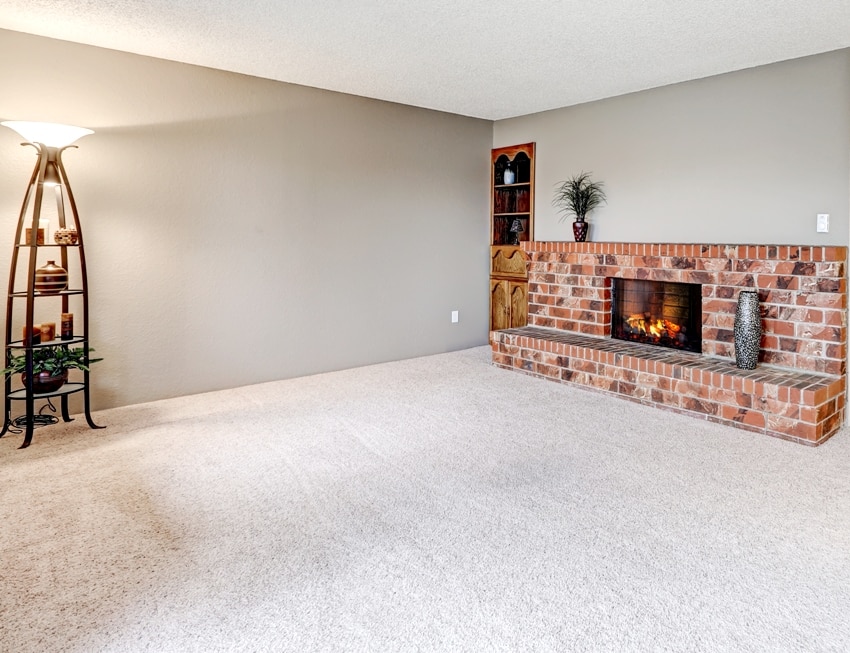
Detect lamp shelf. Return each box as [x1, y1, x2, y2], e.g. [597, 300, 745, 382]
[7, 383, 85, 401]
[7, 337, 85, 349]
[15, 243, 80, 249]
[10, 289, 85, 298]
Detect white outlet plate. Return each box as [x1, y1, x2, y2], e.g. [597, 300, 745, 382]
[451, 310, 459, 323]
[817, 213, 830, 233]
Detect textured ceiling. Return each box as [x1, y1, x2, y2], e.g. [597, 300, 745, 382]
[1, 1, 849, 120]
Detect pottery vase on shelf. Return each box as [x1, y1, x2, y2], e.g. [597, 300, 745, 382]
[734, 290, 761, 369]
[503, 164, 515, 185]
[572, 218, 589, 242]
[34, 260, 68, 294]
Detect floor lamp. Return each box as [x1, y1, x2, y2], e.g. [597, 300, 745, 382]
[1, 120, 100, 448]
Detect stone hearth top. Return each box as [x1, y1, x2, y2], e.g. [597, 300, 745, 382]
[506, 325, 839, 388]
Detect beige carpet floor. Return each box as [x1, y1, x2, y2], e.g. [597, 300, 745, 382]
[1, 346, 849, 652]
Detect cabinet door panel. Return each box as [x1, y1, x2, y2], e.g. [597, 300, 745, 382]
[490, 246, 527, 279]
[509, 282, 528, 328]
[490, 279, 509, 331]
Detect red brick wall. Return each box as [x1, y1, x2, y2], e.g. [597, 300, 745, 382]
[523, 242, 847, 376]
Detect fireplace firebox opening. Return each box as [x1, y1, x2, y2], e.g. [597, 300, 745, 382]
[611, 278, 702, 353]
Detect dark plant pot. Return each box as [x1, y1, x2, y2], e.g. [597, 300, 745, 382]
[22, 370, 68, 394]
[573, 219, 589, 242]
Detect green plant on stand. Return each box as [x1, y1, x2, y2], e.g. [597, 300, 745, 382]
[3, 345, 102, 394]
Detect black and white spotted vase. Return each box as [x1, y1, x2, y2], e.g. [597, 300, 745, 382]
[734, 290, 761, 370]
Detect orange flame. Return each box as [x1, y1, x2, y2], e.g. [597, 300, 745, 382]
[625, 314, 683, 341]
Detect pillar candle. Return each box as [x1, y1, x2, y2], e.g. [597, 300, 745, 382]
[23, 325, 41, 346]
[60, 313, 74, 340]
[40, 322, 56, 343]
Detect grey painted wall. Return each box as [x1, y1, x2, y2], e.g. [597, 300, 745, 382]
[494, 50, 850, 246]
[0, 30, 492, 410]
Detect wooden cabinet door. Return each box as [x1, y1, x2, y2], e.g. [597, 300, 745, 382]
[490, 279, 509, 331]
[509, 281, 528, 328]
[490, 246, 528, 279]
[490, 279, 528, 330]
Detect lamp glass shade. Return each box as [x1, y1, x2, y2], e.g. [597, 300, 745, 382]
[1, 121, 93, 147]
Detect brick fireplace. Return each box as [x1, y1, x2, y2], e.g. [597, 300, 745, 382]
[491, 242, 847, 445]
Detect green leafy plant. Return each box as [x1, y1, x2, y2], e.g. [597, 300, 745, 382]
[552, 172, 607, 222]
[2, 345, 102, 377]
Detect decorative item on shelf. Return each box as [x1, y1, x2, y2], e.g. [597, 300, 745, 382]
[54, 227, 79, 245]
[503, 163, 515, 185]
[2, 345, 102, 394]
[552, 171, 607, 243]
[22, 325, 41, 346]
[734, 290, 761, 369]
[40, 322, 56, 343]
[34, 260, 68, 294]
[509, 218, 524, 246]
[25, 223, 47, 245]
[60, 312, 74, 340]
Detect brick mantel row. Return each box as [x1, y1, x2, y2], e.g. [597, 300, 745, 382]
[491, 241, 847, 445]
[523, 241, 844, 262]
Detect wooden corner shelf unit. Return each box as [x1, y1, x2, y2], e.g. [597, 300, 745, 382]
[490, 142, 534, 331]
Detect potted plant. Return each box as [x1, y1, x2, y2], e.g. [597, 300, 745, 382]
[2, 345, 102, 394]
[552, 172, 607, 242]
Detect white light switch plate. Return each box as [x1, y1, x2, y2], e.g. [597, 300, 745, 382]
[817, 214, 829, 233]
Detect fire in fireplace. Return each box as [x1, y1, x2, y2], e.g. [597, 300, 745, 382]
[611, 278, 702, 353]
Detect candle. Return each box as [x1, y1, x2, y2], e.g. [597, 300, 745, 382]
[25, 228, 45, 245]
[23, 325, 41, 346]
[60, 313, 73, 340]
[40, 322, 56, 343]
